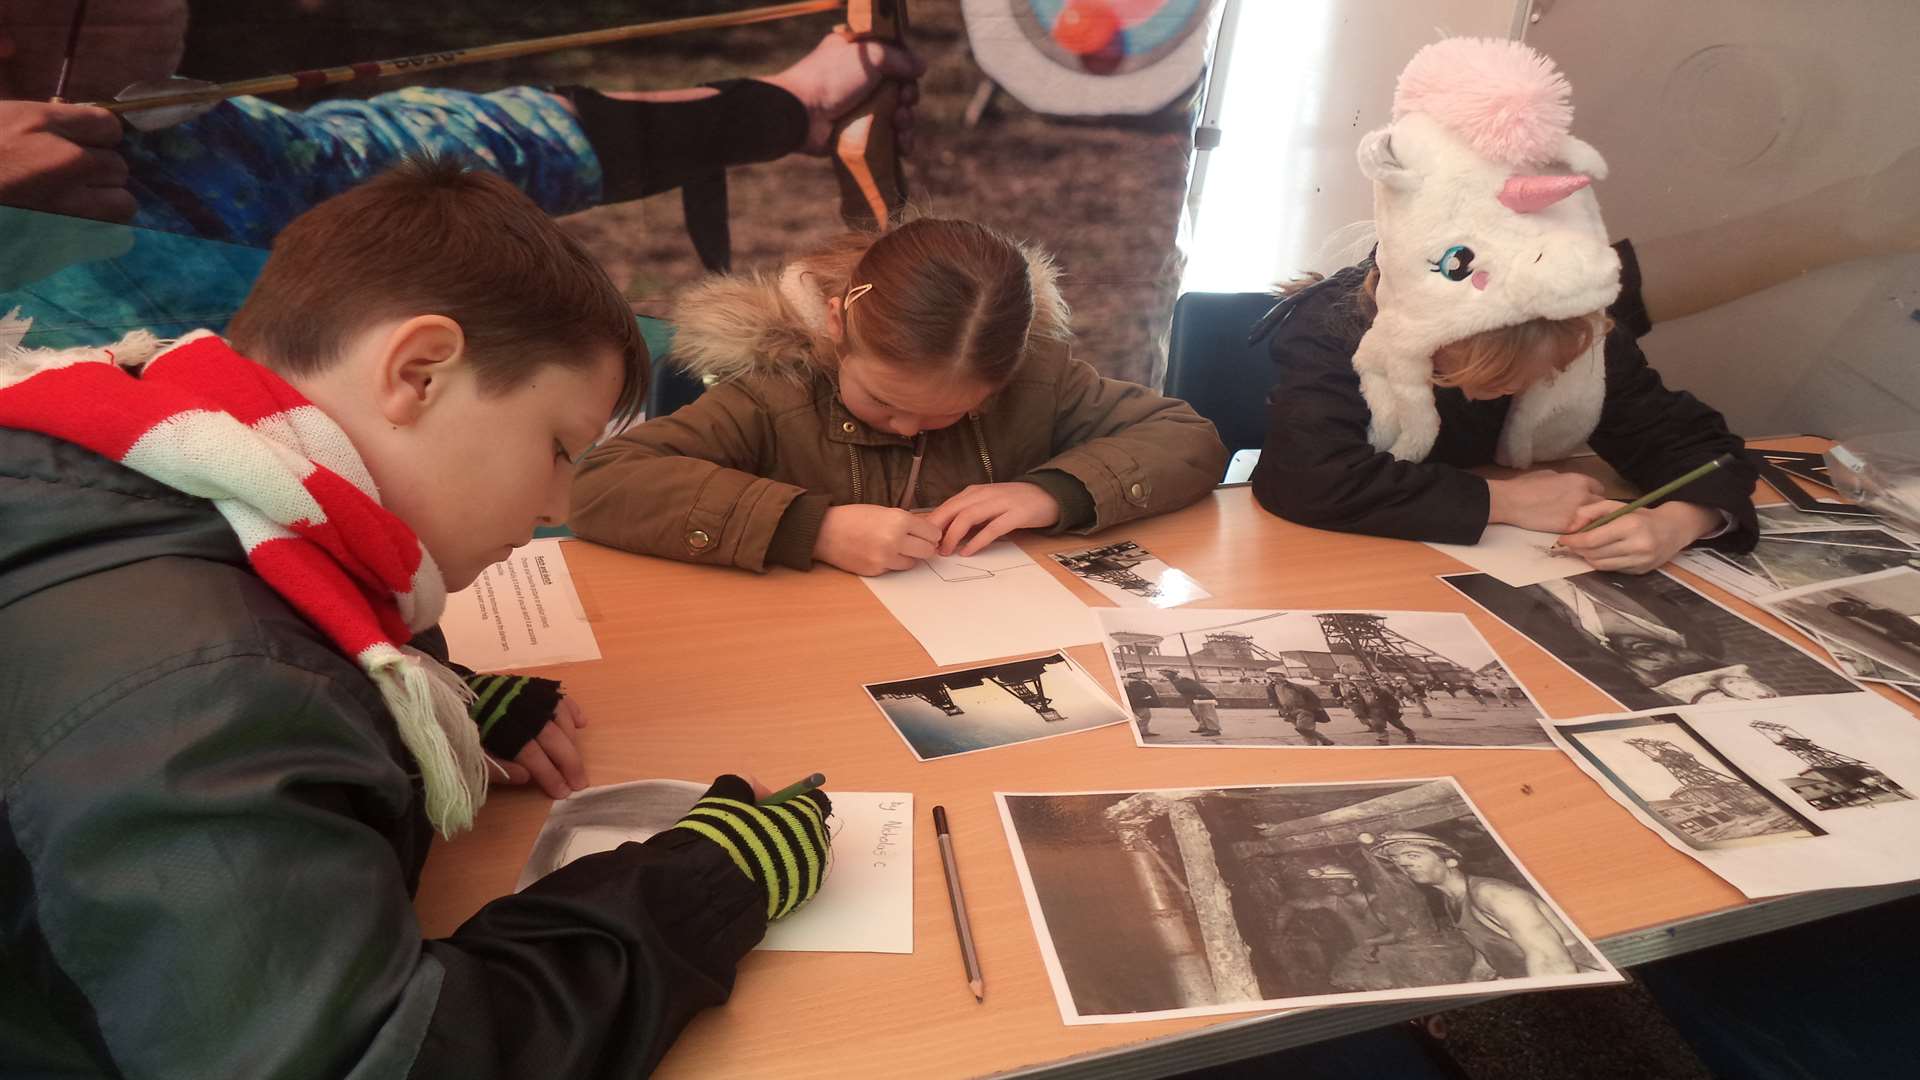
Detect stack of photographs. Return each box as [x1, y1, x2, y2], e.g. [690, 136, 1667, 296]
[1670, 502, 1920, 698]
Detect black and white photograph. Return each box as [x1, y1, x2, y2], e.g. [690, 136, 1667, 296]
[1748, 719, 1914, 811]
[994, 778, 1620, 1024]
[1757, 463, 1879, 519]
[1546, 698, 1920, 899]
[1759, 568, 1920, 685]
[1753, 537, 1920, 592]
[1761, 529, 1918, 553]
[1556, 715, 1824, 851]
[1755, 503, 1913, 537]
[863, 651, 1128, 761]
[1050, 540, 1212, 609]
[1094, 608, 1550, 749]
[1440, 570, 1861, 712]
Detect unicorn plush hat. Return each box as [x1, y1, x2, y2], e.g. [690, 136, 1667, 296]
[1354, 37, 1619, 466]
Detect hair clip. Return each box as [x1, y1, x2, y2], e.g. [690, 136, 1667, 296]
[845, 282, 875, 307]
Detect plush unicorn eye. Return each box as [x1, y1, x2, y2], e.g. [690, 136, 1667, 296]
[1430, 245, 1476, 282]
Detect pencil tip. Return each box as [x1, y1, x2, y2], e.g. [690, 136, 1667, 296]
[970, 979, 984, 1002]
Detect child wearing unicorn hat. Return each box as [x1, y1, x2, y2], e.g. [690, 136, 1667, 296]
[1253, 37, 1758, 572]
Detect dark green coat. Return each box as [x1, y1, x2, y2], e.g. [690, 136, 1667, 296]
[1, 426, 760, 1078]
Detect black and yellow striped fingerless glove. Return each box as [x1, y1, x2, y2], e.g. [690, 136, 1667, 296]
[668, 775, 833, 921]
[461, 673, 563, 761]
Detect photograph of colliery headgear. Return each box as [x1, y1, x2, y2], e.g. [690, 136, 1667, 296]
[1558, 714, 1824, 851]
[864, 651, 1128, 760]
[1096, 608, 1549, 748]
[995, 778, 1618, 1024]
[1749, 720, 1914, 811]
[1443, 570, 1862, 710]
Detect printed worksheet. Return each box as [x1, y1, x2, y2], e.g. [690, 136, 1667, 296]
[442, 539, 601, 668]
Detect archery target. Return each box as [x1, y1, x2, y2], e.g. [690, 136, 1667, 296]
[962, 0, 1218, 116]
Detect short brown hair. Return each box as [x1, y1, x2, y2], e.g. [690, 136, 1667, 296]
[227, 158, 646, 424]
[794, 218, 1037, 386]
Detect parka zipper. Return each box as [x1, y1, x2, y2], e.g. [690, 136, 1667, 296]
[967, 414, 995, 483]
[847, 443, 864, 503]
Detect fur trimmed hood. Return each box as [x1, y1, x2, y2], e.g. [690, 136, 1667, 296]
[665, 242, 1073, 384]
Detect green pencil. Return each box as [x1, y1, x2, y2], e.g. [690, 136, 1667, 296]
[1569, 452, 1739, 536]
[763, 772, 826, 805]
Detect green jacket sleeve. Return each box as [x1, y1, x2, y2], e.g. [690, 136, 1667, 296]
[1027, 349, 1229, 532]
[569, 384, 809, 572]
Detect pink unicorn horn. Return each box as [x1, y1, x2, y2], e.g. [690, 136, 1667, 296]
[1499, 173, 1591, 213]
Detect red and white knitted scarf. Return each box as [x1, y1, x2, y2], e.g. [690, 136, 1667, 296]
[0, 328, 487, 833]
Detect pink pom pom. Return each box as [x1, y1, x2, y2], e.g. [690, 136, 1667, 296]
[1393, 37, 1573, 167]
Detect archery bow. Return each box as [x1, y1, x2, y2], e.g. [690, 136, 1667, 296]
[831, 0, 910, 230]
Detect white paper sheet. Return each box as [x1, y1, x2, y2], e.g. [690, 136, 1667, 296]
[1427, 525, 1593, 588]
[1549, 695, 1920, 898]
[441, 539, 600, 668]
[863, 541, 1100, 665]
[518, 780, 914, 953]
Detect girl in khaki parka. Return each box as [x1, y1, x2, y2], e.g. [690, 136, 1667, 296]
[570, 219, 1227, 575]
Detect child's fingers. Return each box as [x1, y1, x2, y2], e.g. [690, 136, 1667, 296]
[900, 532, 938, 561]
[958, 511, 1018, 556]
[536, 723, 588, 790]
[518, 747, 572, 799]
[1558, 514, 1635, 552]
[492, 758, 531, 785]
[903, 513, 943, 544]
[1561, 499, 1625, 536]
[939, 504, 995, 555]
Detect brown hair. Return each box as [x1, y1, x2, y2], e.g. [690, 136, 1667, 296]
[792, 218, 1037, 386]
[1277, 266, 1605, 395]
[226, 158, 647, 424]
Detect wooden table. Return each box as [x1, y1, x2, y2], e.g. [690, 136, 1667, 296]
[414, 436, 1920, 1079]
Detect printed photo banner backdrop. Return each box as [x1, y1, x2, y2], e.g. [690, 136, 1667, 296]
[995, 777, 1621, 1025]
[1548, 695, 1920, 898]
[134, 1, 1223, 390]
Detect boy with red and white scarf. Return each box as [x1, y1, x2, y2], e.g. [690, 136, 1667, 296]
[0, 160, 831, 1077]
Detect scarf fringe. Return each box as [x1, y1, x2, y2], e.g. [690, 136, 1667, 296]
[0, 316, 169, 387]
[371, 646, 489, 836]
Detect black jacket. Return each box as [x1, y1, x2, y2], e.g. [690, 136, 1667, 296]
[0, 427, 763, 1078]
[1251, 241, 1758, 548]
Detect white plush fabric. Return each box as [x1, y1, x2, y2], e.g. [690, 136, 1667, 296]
[1353, 42, 1621, 465]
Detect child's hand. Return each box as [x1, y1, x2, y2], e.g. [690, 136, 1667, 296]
[927, 482, 1062, 556]
[657, 774, 834, 920]
[815, 504, 941, 575]
[1555, 500, 1720, 574]
[1487, 470, 1604, 532]
[490, 696, 589, 799]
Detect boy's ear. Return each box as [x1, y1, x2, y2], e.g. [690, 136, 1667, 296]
[376, 315, 467, 426]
